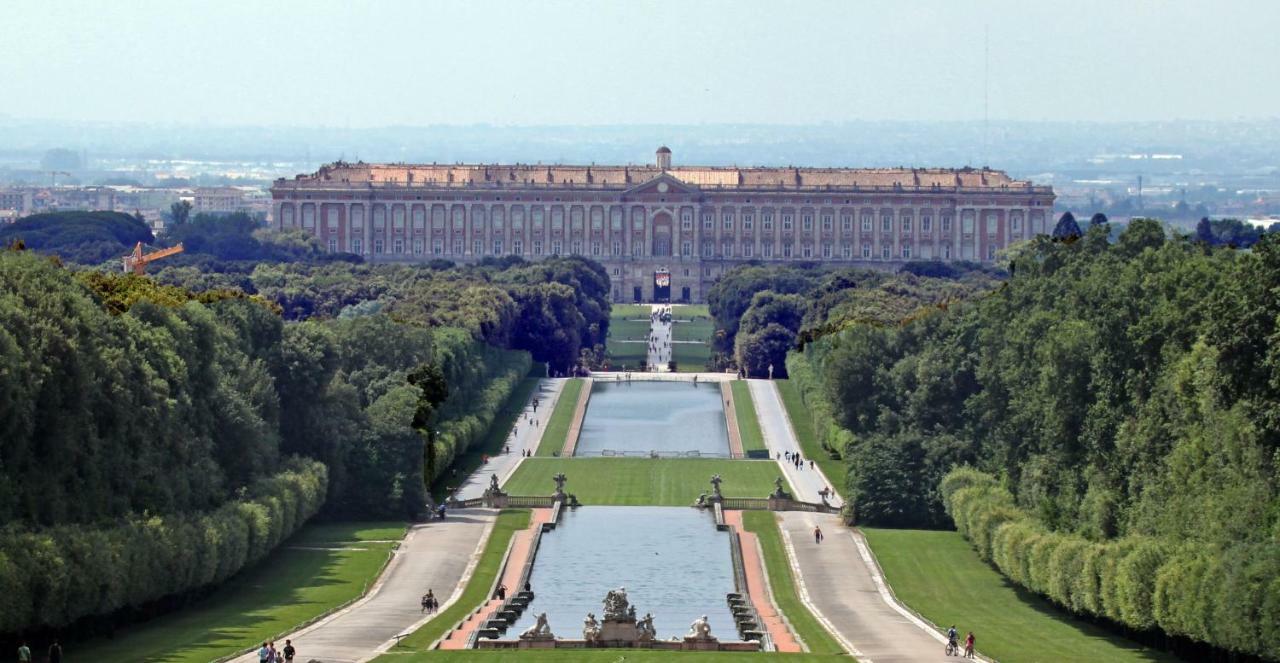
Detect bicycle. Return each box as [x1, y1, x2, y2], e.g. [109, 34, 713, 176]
[945, 640, 960, 656]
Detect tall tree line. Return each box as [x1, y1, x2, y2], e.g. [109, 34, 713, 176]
[788, 221, 1280, 658]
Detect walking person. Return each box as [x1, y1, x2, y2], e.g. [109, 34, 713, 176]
[258, 642, 270, 663]
[813, 526, 824, 544]
[47, 641, 62, 663]
[495, 583, 507, 600]
[964, 631, 975, 658]
[282, 640, 296, 662]
[16, 641, 31, 663]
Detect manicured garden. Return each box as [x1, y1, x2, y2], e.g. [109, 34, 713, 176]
[670, 305, 714, 371]
[730, 380, 766, 454]
[861, 528, 1176, 663]
[76, 522, 405, 663]
[502, 458, 785, 505]
[535, 378, 584, 455]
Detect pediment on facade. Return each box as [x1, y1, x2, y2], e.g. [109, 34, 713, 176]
[625, 174, 700, 197]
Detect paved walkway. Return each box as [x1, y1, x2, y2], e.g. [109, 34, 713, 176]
[454, 379, 562, 501]
[228, 380, 566, 662]
[747, 379, 843, 508]
[228, 511, 497, 663]
[779, 511, 950, 663]
[648, 304, 672, 370]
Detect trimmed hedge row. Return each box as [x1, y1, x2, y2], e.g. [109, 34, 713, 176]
[0, 458, 327, 633]
[785, 350, 853, 459]
[429, 328, 532, 482]
[941, 467, 1280, 659]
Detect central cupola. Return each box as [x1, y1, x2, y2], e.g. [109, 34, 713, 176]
[656, 146, 672, 170]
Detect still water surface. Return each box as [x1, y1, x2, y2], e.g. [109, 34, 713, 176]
[508, 506, 737, 640]
[575, 381, 729, 455]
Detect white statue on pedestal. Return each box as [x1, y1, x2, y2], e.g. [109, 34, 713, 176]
[520, 612, 554, 640]
[687, 614, 713, 640]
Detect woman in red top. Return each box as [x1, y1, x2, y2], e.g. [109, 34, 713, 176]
[964, 631, 975, 658]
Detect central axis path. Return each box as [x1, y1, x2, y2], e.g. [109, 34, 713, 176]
[648, 303, 672, 370]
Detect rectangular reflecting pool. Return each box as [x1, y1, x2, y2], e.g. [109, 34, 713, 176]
[576, 380, 729, 455]
[509, 506, 736, 640]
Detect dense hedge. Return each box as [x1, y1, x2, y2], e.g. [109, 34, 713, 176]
[785, 351, 853, 461]
[942, 467, 1280, 659]
[430, 327, 533, 482]
[0, 458, 327, 633]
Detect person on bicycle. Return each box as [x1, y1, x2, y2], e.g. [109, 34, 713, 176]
[946, 625, 958, 654]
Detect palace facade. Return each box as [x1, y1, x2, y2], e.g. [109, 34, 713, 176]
[271, 148, 1054, 302]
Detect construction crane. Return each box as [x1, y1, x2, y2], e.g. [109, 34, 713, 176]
[122, 242, 184, 275]
[48, 171, 71, 186]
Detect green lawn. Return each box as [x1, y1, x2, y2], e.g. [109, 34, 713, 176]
[503, 458, 787, 505]
[730, 380, 766, 454]
[673, 316, 716, 343]
[536, 378, 584, 456]
[612, 303, 653, 318]
[862, 528, 1176, 663]
[391, 510, 531, 651]
[610, 317, 653, 340]
[431, 377, 540, 501]
[673, 303, 711, 318]
[672, 342, 711, 372]
[671, 315, 713, 371]
[606, 306, 654, 370]
[774, 380, 844, 493]
[742, 511, 845, 656]
[76, 521, 405, 663]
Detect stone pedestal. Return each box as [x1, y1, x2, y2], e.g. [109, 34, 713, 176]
[517, 637, 556, 649]
[598, 619, 640, 642]
[683, 637, 721, 651]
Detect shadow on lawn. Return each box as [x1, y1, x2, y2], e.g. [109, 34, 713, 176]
[80, 546, 363, 663]
[993, 566, 1178, 662]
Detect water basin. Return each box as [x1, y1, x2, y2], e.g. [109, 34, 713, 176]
[508, 506, 736, 640]
[576, 380, 728, 455]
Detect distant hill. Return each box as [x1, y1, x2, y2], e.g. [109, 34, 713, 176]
[0, 210, 153, 264]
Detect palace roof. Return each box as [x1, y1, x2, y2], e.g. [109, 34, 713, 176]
[280, 160, 1046, 193]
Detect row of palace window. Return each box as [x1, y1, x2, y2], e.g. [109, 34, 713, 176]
[289, 205, 1033, 237]
[327, 237, 1000, 261]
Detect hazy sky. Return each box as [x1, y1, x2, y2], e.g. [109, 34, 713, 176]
[3, 0, 1278, 127]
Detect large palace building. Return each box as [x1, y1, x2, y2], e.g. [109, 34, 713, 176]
[271, 148, 1054, 302]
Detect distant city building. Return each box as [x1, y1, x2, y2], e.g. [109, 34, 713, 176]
[193, 187, 245, 214]
[271, 148, 1056, 302]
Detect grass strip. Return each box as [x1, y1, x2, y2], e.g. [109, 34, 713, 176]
[536, 378, 584, 456]
[611, 303, 653, 318]
[862, 528, 1176, 663]
[730, 380, 767, 453]
[392, 510, 532, 651]
[503, 458, 781, 506]
[742, 511, 845, 656]
[775, 379, 844, 492]
[75, 522, 405, 663]
[431, 377, 540, 501]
